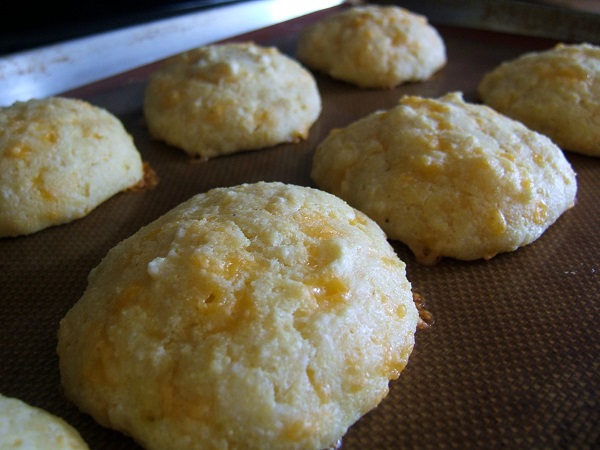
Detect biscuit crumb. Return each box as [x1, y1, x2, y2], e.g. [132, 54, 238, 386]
[413, 292, 434, 330]
[128, 162, 159, 192]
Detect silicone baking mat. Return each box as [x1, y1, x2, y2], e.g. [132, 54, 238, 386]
[1, 3, 598, 449]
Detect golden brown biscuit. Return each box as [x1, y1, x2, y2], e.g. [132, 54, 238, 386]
[0, 97, 144, 237]
[0, 393, 89, 449]
[478, 43, 600, 157]
[296, 5, 446, 89]
[311, 92, 577, 264]
[144, 42, 322, 159]
[57, 182, 418, 450]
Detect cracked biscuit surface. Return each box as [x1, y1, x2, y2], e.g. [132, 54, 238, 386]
[57, 181, 418, 450]
[478, 43, 600, 157]
[296, 5, 446, 89]
[311, 92, 577, 264]
[0, 97, 143, 237]
[143, 42, 322, 159]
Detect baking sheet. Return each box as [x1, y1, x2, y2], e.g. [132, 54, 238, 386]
[1, 3, 598, 449]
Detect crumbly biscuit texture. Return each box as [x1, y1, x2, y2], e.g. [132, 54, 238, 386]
[478, 43, 600, 156]
[0, 393, 89, 449]
[143, 42, 322, 159]
[311, 92, 577, 264]
[0, 97, 144, 237]
[57, 182, 418, 450]
[296, 5, 446, 88]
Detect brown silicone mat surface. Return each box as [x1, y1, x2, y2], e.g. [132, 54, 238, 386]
[1, 3, 598, 449]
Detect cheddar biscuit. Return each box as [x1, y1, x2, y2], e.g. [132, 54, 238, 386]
[311, 92, 577, 264]
[478, 43, 600, 157]
[57, 182, 418, 450]
[296, 5, 446, 89]
[143, 42, 322, 159]
[0, 97, 144, 237]
[0, 393, 89, 449]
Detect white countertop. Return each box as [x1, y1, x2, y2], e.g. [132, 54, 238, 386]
[0, 0, 344, 107]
